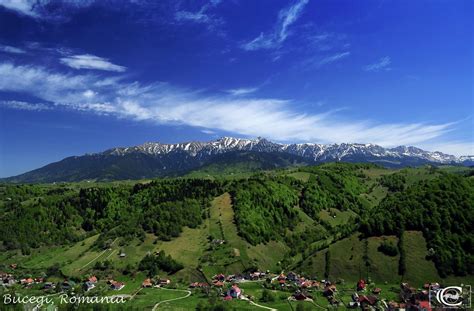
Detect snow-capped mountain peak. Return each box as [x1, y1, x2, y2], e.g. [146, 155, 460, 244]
[99, 137, 468, 165]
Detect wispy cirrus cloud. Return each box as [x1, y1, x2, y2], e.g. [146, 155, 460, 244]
[0, 44, 26, 54]
[225, 87, 259, 96]
[318, 51, 351, 67]
[0, 100, 51, 111]
[364, 56, 391, 72]
[175, 10, 210, 23]
[241, 0, 309, 51]
[299, 51, 351, 70]
[0, 61, 467, 151]
[60, 54, 126, 72]
[174, 0, 223, 32]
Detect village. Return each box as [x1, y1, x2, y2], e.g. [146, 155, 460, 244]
[1, 263, 442, 310]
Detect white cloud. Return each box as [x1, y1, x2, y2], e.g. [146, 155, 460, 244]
[365, 56, 391, 72]
[0, 0, 94, 18]
[226, 87, 259, 96]
[0, 0, 37, 16]
[201, 129, 216, 135]
[0, 44, 26, 54]
[0, 100, 50, 111]
[0, 61, 466, 152]
[241, 0, 309, 51]
[83, 89, 96, 98]
[60, 54, 126, 72]
[318, 51, 351, 66]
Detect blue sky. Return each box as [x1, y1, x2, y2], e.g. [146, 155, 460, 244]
[0, 0, 473, 177]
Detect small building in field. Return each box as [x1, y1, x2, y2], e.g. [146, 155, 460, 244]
[417, 301, 432, 311]
[357, 279, 366, 291]
[227, 284, 241, 299]
[110, 281, 125, 290]
[142, 278, 153, 288]
[323, 284, 337, 297]
[359, 295, 378, 308]
[287, 272, 298, 282]
[21, 278, 34, 286]
[277, 273, 286, 281]
[189, 282, 209, 288]
[43, 282, 56, 290]
[83, 281, 96, 292]
[61, 280, 76, 291]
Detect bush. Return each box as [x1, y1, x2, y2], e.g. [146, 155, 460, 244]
[378, 239, 399, 256]
[138, 251, 183, 275]
[260, 289, 275, 302]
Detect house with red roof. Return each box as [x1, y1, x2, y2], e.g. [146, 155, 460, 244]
[418, 301, 432, 311]
[142, 278, 153, 288]
[110, 281, 125, 290]
[20, 278, 34, 285]
[228, 284, 241, 299]
[357, 279, 366, 291]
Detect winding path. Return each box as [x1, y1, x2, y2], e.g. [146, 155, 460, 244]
[240, 296, 277, 311]
[151, 288, 192, 310]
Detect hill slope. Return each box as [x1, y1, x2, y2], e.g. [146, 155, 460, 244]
[1, 164, 472, 286]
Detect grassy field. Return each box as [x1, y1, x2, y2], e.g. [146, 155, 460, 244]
[318, 208, 356, 227]
[296, 231, 446, 285]
[286, 171, 312, 182]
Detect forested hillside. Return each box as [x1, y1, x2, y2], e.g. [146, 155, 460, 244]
[0, 179, 224, 253]
[1, 164, 473, 281]
[361, 172, 474, 276]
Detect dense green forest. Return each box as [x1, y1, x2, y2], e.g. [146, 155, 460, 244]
[230, 177, 300, 244]
[1, 164, 473, 279]
[0, 179, 225, 253]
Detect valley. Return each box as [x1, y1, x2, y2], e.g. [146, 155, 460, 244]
[0, 164, 473, 310]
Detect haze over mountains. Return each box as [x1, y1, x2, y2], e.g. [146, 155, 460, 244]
[3, 137, 474, 183]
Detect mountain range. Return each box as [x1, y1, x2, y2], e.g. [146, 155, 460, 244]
[3, 137, 473, 183]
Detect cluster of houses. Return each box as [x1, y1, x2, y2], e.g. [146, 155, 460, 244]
[141, 277, 171, 288]
[1, 271, 130, 294]
[188, 271, 444, 310]
[1, 272, 18, 287]
[0, 264, 453, 311]
[387, 282, 439, 311]
[188, 273, 246, 301]
[272, 272, 322, 289]
[344, 279, 384, 309]
[0, 272, 47, 288]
